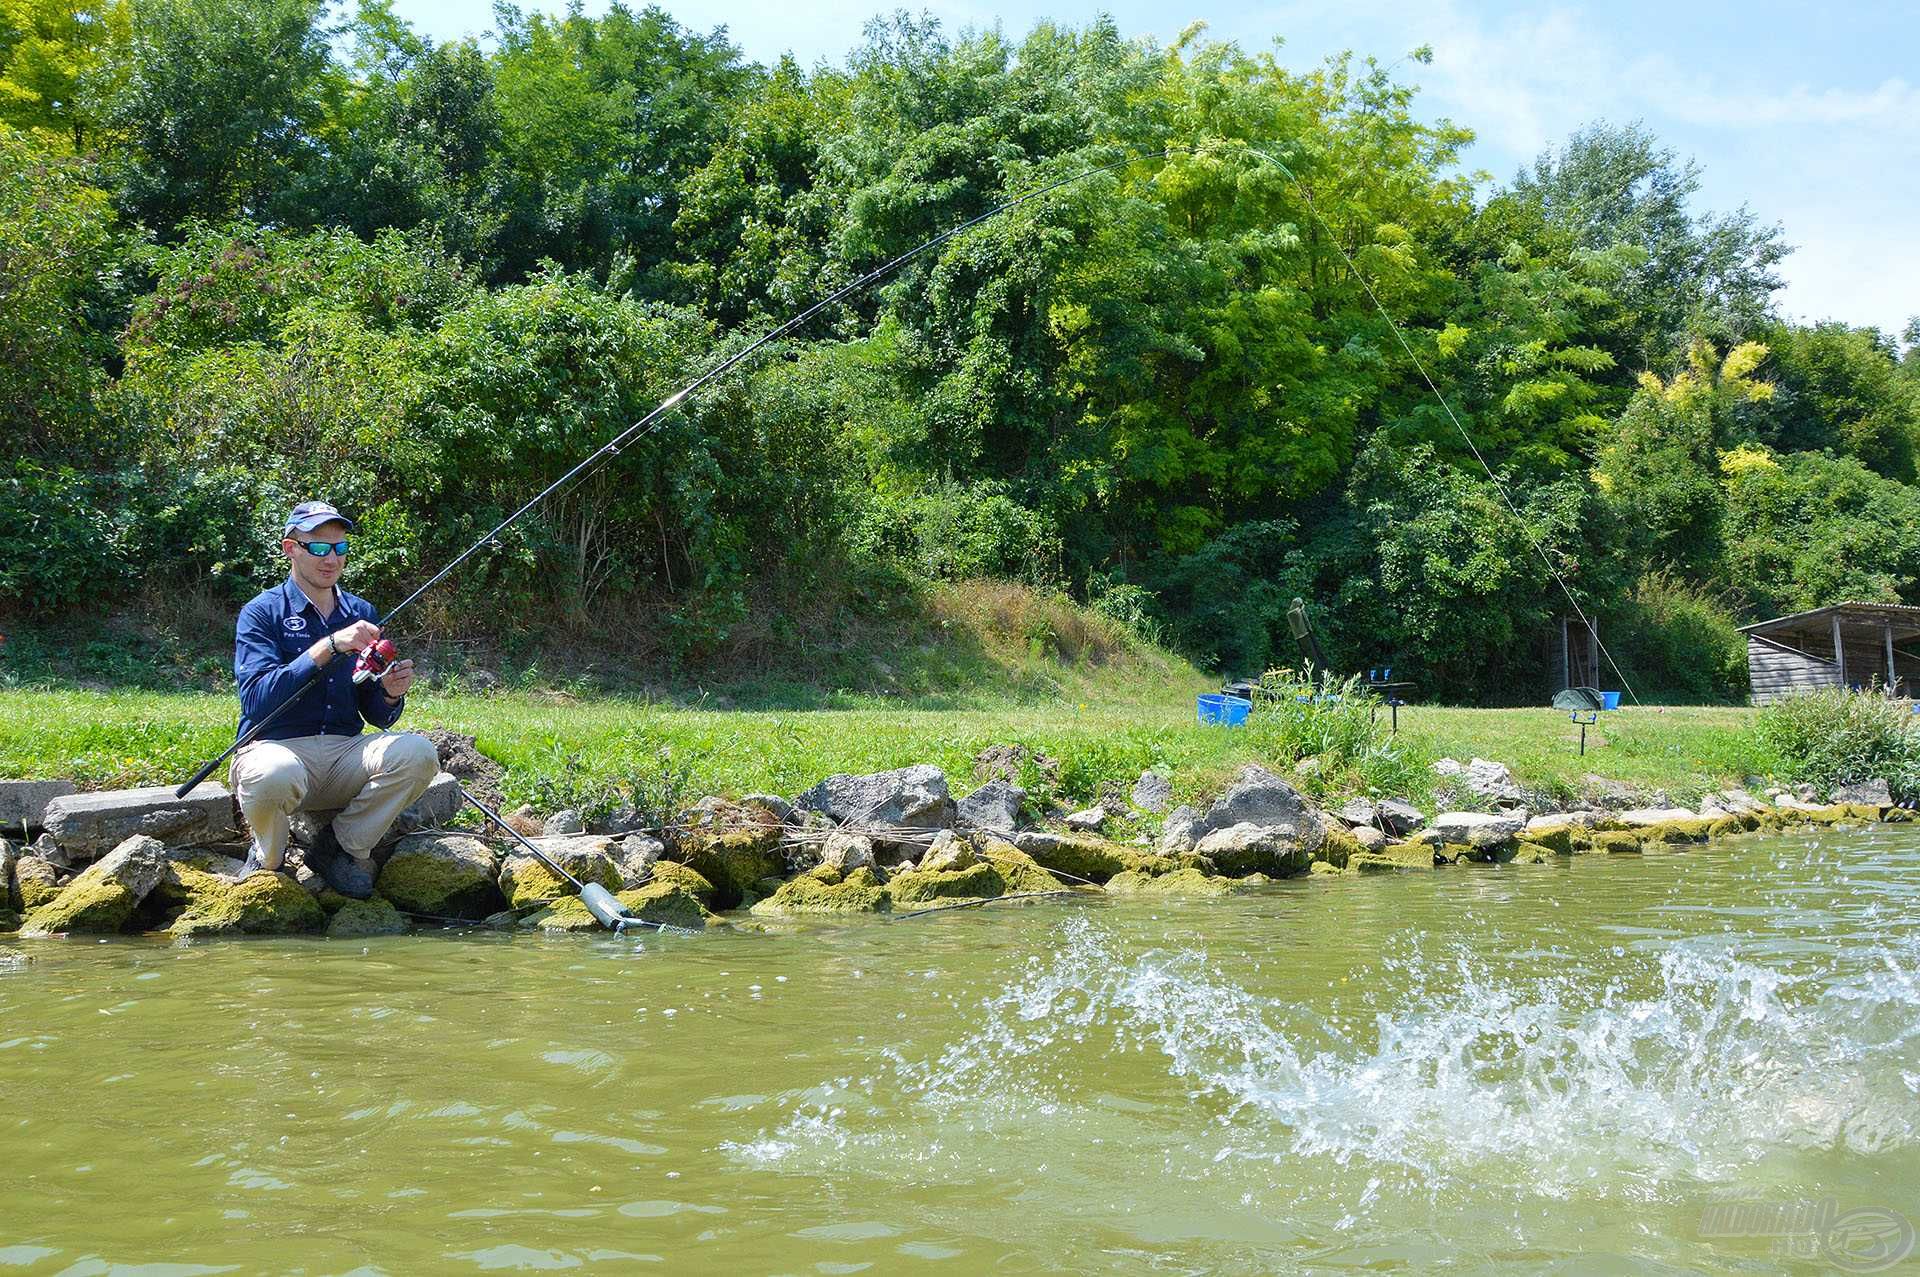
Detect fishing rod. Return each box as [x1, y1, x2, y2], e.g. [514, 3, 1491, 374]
[174, 148, 1164, 801]
[454, 781, 686, 933]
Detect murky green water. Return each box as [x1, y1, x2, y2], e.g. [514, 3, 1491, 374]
[4, 827, 1918, 1274]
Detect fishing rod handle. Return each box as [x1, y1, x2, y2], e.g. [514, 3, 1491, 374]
[174, 660, 325, 797]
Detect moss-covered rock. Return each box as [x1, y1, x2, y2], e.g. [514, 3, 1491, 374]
[678, 825, 784, 909]
[377, 834, 504, 920]
[1431, 841, 1477, 864]
[1706, 816, 1744, 840]
[887, 860, 1008, 905]
[1642, 818, 1712, 844]
[1347, 844, 1436, 873]
[1316, 826, 1362, 870]
[1103, 867, 1249, 896]
[618, 882, 710, 929]
[1308, 860, 1342, 876]
[973, 842, 1066, 895]
[751, 866, 890, 917]
[497, 847, 622, 910]
[1507, 841, 1558, 865]
[1591, 830, 1644, 854]
[1013, 831, 1156, 883]
[638, 860, 717, 905]
[1523, 826, 1575, 855]
[13, 855, 62, 911]
[327, 897, 408, 938]
[1886, 807, 1919, 823]
[524, 882, 709, 931]
[22, 880, 138, 934]
[168, 872, 325, 936]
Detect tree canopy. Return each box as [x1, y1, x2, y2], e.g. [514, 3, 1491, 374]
[1, 2, 1914, 701]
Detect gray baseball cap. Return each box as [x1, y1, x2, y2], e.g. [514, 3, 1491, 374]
[283, 500, 359, 535]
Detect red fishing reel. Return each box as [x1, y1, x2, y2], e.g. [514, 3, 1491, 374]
[351, 638, 399, 685]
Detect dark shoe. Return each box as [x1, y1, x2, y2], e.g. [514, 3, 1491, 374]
[309, 825, 376, 899]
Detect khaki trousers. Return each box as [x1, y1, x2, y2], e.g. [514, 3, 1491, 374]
[230, 732, 438, 865]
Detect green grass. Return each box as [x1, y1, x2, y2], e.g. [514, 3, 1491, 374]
[0, 685, 1771, 814]
[0, 580, 1775, 812]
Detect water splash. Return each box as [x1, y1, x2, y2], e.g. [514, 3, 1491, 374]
[733, 915, 1920, 1202]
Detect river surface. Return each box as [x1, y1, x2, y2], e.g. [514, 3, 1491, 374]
[3, 826, 1918, 1274]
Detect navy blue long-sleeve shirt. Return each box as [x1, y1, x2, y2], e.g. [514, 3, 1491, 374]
[234, 576, 405, 741]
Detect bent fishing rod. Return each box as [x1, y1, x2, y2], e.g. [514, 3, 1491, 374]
[175, 149, 1164, 800]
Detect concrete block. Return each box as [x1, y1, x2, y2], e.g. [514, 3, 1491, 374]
[42, 784, 236, 859]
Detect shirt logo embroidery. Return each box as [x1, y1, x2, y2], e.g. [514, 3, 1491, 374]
[284, 616, 308, 633]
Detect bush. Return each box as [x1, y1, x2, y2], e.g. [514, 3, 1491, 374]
[1608, 573, 1747, 702]
[1244, 670, 1430, 799]
[1754, 689, 1920, 800]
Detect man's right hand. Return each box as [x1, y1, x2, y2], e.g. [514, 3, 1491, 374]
[310, 620, 381, 666]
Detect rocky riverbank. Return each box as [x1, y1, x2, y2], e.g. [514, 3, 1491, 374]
[0, 739, 1908, 940]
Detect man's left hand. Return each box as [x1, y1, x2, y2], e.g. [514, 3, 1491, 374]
[379, 658, 415, 701]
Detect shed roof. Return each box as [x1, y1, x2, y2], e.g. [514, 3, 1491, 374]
[1739, 602, 1920, 638]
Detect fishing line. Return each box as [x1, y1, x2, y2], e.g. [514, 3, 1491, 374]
[1229, 143, 1643, 705]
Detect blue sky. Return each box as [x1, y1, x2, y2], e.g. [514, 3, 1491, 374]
[392, 0, 1918, 339]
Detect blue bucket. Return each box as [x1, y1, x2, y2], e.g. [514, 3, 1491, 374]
[1198, 693, 1252, 726]
[1601, 691, 1621, 710]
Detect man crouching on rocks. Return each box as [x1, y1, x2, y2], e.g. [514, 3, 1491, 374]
[228, 500, 437, 898]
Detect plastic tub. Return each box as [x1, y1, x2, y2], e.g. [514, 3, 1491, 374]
[1197, 693, 1253, 726]
[1600, 691, 1621, 710]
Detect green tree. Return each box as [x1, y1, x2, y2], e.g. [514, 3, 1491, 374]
[95, 0, 332, 233]
[1740, 320, 1920, 479]
[0, 0, 113, 144]
[1510, 122, 1787, 369]
[0, 126, 120, 457]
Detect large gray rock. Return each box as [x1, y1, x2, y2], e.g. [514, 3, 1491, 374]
[795, 765, 955, 831]
[1130, 770, 1172, 814]
[1197, 765, 1315, 837]
[1615, 807, 1699, 827]
[1334, 798, 1379, 828]
[0, 780, 77, 832]
[956, 778, 1024, 834]
[919, 830, 974, 874]
[818, 831, 877, 874]
[1832, 779, 1893, 808]
[1351, 825, 1388, 852]
[1193, 822, 1319, 877]
[614, 834, 666, 887]
[383, 771, 462, 842]
[1063, 808, 1106, 833]
[1428, 811, 1526, 848]
[1527, 811, 1601, 834]
[42, 785, 236, 859]
[1376, 799, 1425, 836]
[1158, 805, 1201, 855]
[542, 809, 586, 836]
[1464, 758, 1522, 803]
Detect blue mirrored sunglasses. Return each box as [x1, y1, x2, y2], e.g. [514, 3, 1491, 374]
[298, 539, 350, 557]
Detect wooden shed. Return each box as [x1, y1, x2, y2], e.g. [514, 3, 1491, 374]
[1740, 603, 1920, 704]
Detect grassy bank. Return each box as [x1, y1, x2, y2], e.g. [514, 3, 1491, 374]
[0, 685, 1766, 815]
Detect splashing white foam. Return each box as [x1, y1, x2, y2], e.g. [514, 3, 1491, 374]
[730, 916, 1920, 1202]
